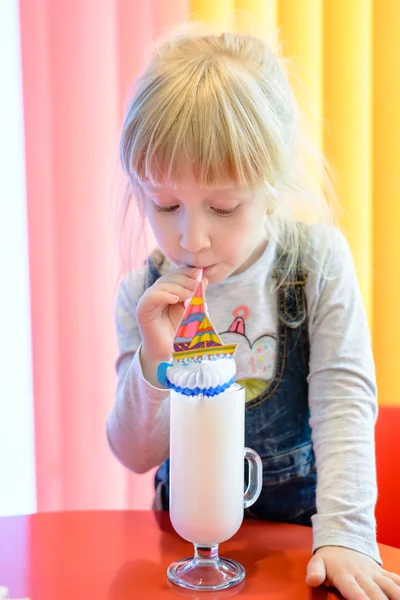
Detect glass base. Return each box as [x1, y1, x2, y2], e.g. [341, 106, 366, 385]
[167, 554, 246, 591]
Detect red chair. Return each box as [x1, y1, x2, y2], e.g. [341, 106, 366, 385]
[375, 406, 400, 548]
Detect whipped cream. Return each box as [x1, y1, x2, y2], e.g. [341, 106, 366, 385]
[166, 357, 236, 397]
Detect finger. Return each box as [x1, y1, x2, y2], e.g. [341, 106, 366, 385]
[332, 574, 369, 600]
[374, 575, 400, 600]
[149, 282, 195, 302]
[137, 289, 181, 322]
[382, 572, 400, 586]
[157, 276, 200, 297]
[176, 266, 203, 276]
[306, 556, 327, 587]
[148, 290, 181, 304]
[356, 574, 389, 600]
[160, 268, 203, 286]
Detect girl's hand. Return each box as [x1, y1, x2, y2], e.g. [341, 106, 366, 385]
[136, 268, 206, 382]
[306, 546, 400, 599]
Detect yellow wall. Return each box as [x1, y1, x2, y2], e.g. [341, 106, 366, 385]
[189, 0, 400, 406]
[373, 2, 400, 407]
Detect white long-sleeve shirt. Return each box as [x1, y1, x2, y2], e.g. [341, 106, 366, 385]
[107, 224, 381, 563]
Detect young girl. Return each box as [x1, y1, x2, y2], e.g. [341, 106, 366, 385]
[107, 29, 400, 600]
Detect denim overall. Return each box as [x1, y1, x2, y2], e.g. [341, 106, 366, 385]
[149, 252, 317, 526]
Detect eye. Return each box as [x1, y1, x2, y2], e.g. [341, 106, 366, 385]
[211, 206, 238, 216]
[154, 204, 179, 213]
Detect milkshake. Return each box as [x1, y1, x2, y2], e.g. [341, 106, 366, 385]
[170, 384, 245, 546]
[157, 278, 262, 591]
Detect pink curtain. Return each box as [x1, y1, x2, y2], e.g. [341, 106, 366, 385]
[19, 0, 188, 511]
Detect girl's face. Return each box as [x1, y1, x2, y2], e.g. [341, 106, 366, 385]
[142, 170, 269, 284]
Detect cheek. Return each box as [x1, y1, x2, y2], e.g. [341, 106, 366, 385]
[216, 220, 251, 256]
[229, 212, 266, 252]
[230, 213, 262, 241]
[147, 214, 176, 246]
[247, 208, 267, 237]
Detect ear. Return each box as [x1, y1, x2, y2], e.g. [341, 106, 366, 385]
[264, 188, 277, 215]
[266, 202, 276, 215]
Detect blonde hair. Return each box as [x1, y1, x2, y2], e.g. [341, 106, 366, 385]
[119, 24, 336, 281]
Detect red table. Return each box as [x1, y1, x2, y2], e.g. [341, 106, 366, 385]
[0, 511, 398, 599]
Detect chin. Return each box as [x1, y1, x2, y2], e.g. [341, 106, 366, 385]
[206, 265, 234, 284]
[203, 268, 221, 284]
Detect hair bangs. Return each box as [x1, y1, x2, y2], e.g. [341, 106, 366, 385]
[126, 58, 281, 191]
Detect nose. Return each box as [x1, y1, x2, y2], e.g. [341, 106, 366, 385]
[179, 212, 211, 253]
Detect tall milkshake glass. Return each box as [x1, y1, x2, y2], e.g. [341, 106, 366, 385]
[157, 277, 263, 591]
[167, 383, 262, 591]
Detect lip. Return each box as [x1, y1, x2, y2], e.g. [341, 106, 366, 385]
[187, 264, 215, 271]
[174, 260, 216, 270]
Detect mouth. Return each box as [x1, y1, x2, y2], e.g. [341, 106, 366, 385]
[174, 260, 215, 270]
[188, 264, 216, 272]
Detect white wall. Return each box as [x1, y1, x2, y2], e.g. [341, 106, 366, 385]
[0, 0, 36, 516]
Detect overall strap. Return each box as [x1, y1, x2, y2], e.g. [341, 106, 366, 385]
[273, 254, 308, 329]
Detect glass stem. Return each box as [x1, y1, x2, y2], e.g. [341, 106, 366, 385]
[193, 544, 219, 563]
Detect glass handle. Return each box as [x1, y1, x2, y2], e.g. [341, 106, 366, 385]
[243, 447, 263, 509]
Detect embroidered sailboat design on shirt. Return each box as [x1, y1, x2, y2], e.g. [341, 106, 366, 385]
[172, 281, 236, 361]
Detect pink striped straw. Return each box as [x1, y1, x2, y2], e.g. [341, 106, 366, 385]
[184, 268, 203, 309]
